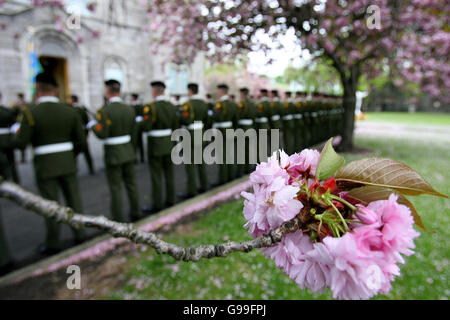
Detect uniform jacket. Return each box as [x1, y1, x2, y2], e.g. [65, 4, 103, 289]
[14, 97, 86, 180]
[92, 99, 137, 166]
[142, 98, 179, 157]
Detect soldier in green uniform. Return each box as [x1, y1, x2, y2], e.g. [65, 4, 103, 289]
[70, 95, 95, 175]
[131, 93, 145, 163]
[255, 89, 272, 160]
[0, 208, 13, 275]
[0, 93, 18, 181]
[211, 84, 239, 185]
[282, 91, 296, 155]
[236, 87, 257, 176]
[294, 91, 308, 150]
[12, 93, 29, 165]
[205, 94, 214, 130]
[1, 94, 21, 184]
[0, 92, 15, 275]
[141, 81, 179, 214]
[307, 92, 320, 145]
[88, 80, 140, 223]
[13, 73, 85, 254]
[177, 83, 209, 199]
[269, 90, 283, 152]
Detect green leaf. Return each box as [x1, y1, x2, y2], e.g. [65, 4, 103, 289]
[316, 138, 345, 180]
[347, 185, 430, 231]
[335, 158, 448, 198]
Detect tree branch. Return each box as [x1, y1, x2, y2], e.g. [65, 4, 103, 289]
[0, 181, 303, 262]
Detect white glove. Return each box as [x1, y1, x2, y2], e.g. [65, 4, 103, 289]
[10, 122, 21, 134]
[208, 110, 214, 116]
[86, 120, 98, 130]
[135, 115, 144, 123]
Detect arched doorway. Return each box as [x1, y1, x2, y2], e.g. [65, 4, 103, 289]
[38, 56, 69, 102]
[31, 28, 81, 104]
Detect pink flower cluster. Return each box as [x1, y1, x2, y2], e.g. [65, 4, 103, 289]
[242, 150, 420, 299]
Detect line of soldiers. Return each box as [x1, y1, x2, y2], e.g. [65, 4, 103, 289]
[0, 72, 344, 275]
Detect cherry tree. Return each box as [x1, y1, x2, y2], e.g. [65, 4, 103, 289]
[144, 0, 450, 151]
[3, 0, 448, 149]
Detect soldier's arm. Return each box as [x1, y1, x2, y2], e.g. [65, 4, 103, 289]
[140, 104, 154, 132]
[130, 108, 138, 150]
[81, 108, 89, 125]
[72, 111, 87, 155]
[211, 102, 223, 122]
[11, 109, 33, 150]
[179, 102, 194, 126]
[91, 109, 111, 139]
[172, 105, 180, 130]
[232, 102, 240, 127]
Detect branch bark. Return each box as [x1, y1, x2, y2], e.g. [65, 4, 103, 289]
[0, 181, 303, 262]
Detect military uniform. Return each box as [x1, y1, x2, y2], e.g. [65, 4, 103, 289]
[236, 98, 257, 175]
[0, 105, 17, 181]
[301, 98, 315, 146]
[72, 104, 95, 174]
[12, 102, 29, 165]
[142, 96, 179, 211]
[0, 105, 15, 270]
[281, 99, 296, 154]
[211, 95, 239, 184]
[293, 97, 308, 150]
[91, 97, 140, 222]
[14, 96, 85, 250]
[131, 102, 145, 163]
[1, 105, 21, 183]
[0, 211, 12, 272]
[179, 95, 209, 196]
[255, 97, 272, 159]
[269, 99, 283, 152]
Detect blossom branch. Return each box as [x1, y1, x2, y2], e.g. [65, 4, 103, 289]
[0, 181, 303, 262]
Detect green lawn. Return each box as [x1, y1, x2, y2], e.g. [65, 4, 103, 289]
[106, 134, 449, 300]
[364, 112, 450, 126]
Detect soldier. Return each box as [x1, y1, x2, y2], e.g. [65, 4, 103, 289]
[70, 95, 95, 175]
[88, 80, 140, 223]
[255, 89, 272, 159]
[205, 93, 215, 130]
[12, 93, 28, 164]
[131, 93, 145, 163]
[177, 83, 209, 199]
[13, 73, 85, 254]
[282, 91, 296, 155]
[309, 92, 321, 145]
[141, 81, 178, 214]
[211, 84, 238, 186]
[236, 87, 257, 176]
[294, 91, 308, 150]
[0, 92, 19, 182]
[0, 92, 15, 275]
[269, 89, 283, 151]
[0, 209, 13, 276]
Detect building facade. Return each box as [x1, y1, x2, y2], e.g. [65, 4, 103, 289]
[0, 0, 204, 109]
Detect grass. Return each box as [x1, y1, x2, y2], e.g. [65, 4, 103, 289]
[104, 129, 449, 300]
[364, 112, 450, 126]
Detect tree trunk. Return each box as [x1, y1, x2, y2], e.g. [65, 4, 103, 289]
[338, 69, 359, 152]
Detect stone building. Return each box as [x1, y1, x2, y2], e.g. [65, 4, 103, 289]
[0, 0, 204, 109]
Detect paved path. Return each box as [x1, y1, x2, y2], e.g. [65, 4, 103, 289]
[1, 135, 219, 269]
[355, 121, 450, 144]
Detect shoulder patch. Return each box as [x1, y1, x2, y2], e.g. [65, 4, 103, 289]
[21, 106, 34, 126]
